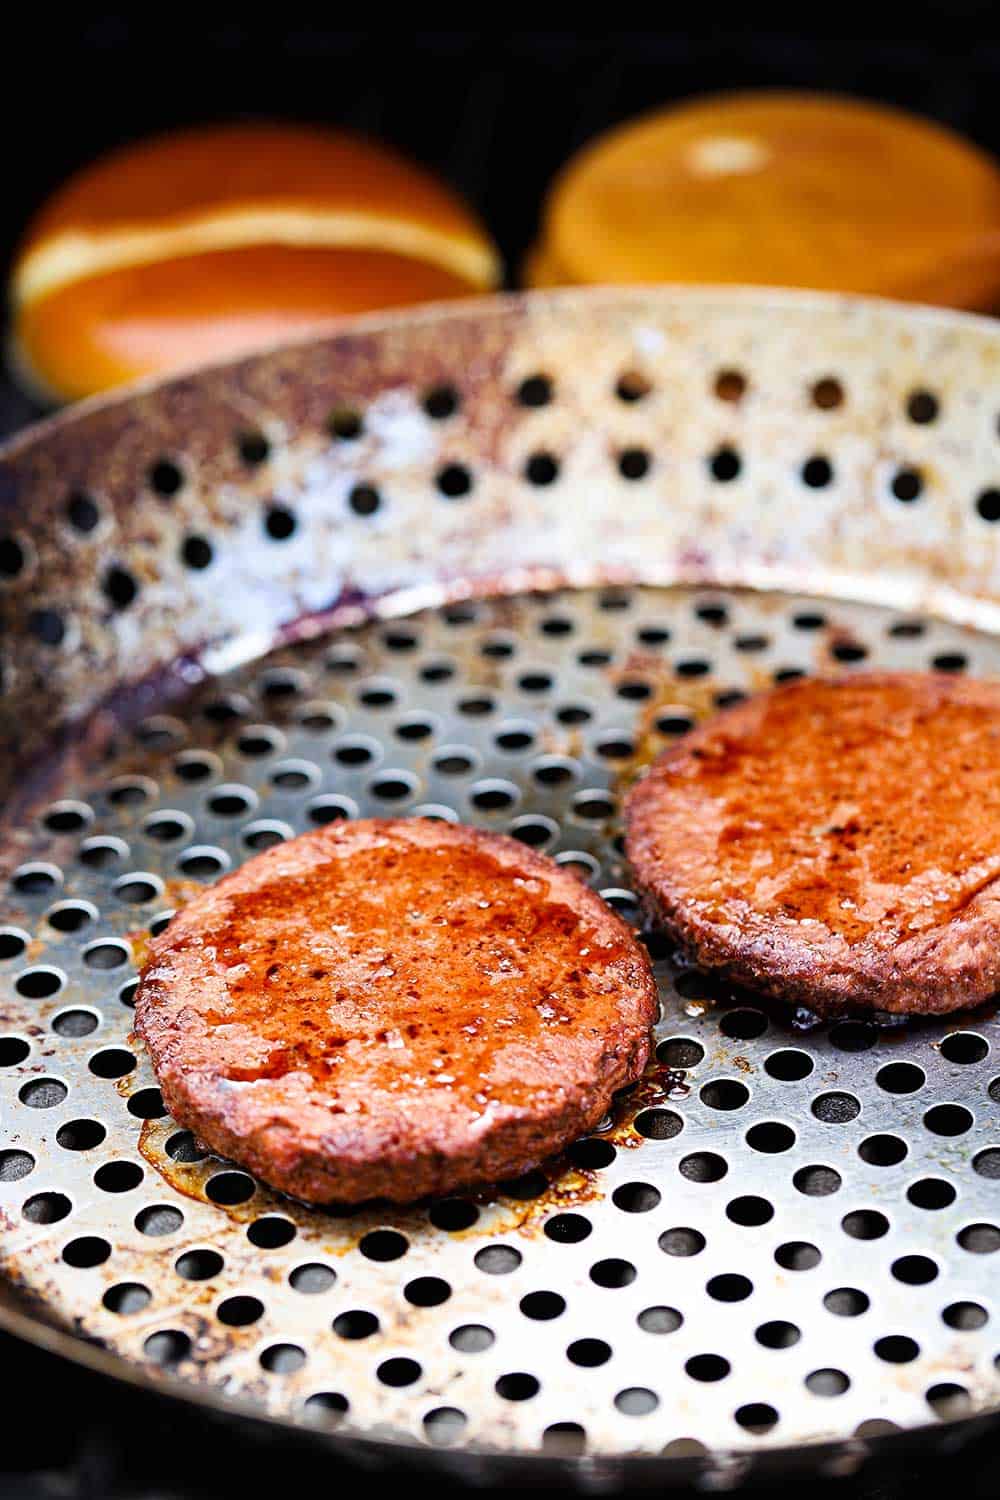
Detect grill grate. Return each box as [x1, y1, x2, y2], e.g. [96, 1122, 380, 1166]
[1, 583, 999, 1459]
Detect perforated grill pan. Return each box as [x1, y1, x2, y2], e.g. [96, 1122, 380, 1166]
[1, 289, 999, 1491]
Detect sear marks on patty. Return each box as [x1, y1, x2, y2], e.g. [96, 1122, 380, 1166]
[135, 817, 657, 1203]
[625, 672, 1000, 1016]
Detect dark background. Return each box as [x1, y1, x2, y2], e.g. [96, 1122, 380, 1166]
[4, 13, 1000, 1498]
[3, 13, 1000, 436]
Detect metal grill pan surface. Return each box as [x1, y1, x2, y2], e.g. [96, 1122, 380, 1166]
[0, 289, 998, 1487]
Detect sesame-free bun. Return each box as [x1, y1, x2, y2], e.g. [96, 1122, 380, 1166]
[12, 123, 501, 402]
[527, 91, 1000, 309]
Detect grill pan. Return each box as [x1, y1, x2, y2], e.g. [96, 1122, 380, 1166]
[0, 287, 999, 1490]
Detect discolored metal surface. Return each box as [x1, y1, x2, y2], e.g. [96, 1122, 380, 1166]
[3, 287, 1000, 824]
[0, 584, 998, 1463]
[1, 288, 1000, 1483]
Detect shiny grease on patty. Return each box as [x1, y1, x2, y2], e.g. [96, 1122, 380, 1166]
[136, 817, 657, 1203]
[626, 673, 1000, 1016]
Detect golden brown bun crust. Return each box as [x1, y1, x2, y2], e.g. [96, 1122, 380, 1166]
[540, 91, 1000, 309]
[13, 124, 500, 401]
[16, 246, 475, 402]
[626, 673, 1000, 1016]
[135, 818, 657, 1204]
[22, 123, 489, 248]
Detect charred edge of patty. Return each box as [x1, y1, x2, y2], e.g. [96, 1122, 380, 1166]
[135, 818, 659, 1203]
[152, 1020, 652, 1205]
[631, 876, 1000, 1018]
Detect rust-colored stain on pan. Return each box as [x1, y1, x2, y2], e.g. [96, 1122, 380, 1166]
[1, 290, 1000, 1481]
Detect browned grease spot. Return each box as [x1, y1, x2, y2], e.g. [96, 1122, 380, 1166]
[128, 881, 202, 977]
[138, 1118, 222, 1209]
[135, 1071, 679, 1238]
[126, 930, 152, 972]
[600, 1058, 690, 1146]
[163, 877, 204, 908]
[463, 1160, 603, 1237]
[608, 659, 725, 794]
[138, 1113, 604, 1231]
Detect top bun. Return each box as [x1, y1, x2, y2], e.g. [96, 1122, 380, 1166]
[11, 123, 501, 402]
[528, 91, 1000, 310]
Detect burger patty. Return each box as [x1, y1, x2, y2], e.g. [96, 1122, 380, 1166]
[135, 817, 657, 1203]
[625, 673, 1000, 1016]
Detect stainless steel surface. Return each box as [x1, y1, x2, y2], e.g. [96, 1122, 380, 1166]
[1, 583, 998, 1460]
[2, 287, 1000, 1484]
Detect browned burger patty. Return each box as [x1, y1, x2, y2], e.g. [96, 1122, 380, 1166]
[625, 673, 1000, 1016]
[135, 817, 657, 1203]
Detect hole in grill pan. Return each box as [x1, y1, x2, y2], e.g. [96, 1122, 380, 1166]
[8, 579, 1000, 1452]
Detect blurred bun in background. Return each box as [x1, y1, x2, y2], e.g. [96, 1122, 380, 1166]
[528, 91, 1000, 311]
[10, 123, 501, 402]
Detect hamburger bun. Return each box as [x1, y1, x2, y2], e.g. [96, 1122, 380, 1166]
[12, 123, 501, 402]
[527, 91, 1000, 309]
